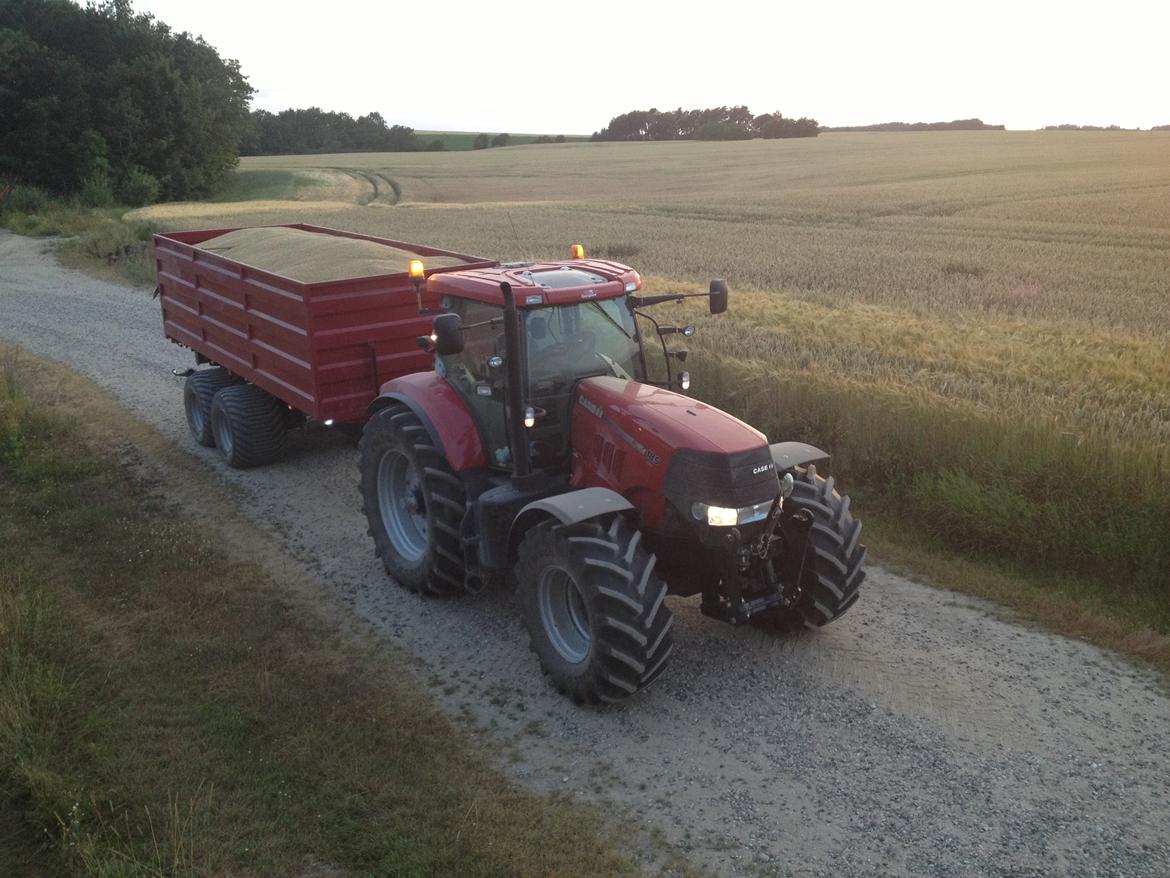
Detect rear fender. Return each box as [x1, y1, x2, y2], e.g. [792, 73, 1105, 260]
[508, 487, 634, 561]
[368, 372, 486, 471]
[769, 441, 829, 473]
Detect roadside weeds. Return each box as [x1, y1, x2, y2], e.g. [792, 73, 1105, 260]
[0, 346, 647, 877]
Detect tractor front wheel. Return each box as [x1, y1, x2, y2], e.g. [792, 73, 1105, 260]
[516, 516, 674, 703]
[756, 464, 867, 630]
[359, 404, 467, 595]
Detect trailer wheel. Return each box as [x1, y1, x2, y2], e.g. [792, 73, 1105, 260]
[358, 404, 467, 595]
[756, 464, 867, 630]
[183, 367, 237, 447]
[516, 516, 674, 703]
[208, 384, 288, 468]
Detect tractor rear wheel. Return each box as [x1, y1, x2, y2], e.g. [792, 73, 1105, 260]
[757, 464, 866, 630]
[208, 384, 288, 468]
[359, 404, 467, 595]
[184, 367, 237, 447]
[516, 516, 673, 703]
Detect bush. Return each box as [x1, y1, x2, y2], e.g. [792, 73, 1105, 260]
[491, 132, 510, 147]
[555, 134, 566, 143]
[3, 185, 49, 214]
[473, 133, 490, 150]
[79, 173, 115, 208]
[425, 139, 446, 151]
[116, 168, 160, 207]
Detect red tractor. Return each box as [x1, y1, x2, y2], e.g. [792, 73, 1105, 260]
[359, 251, 867, 702]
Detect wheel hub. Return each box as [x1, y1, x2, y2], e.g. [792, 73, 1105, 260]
[537, 567, 592, 664]
[376, 449, 427, 562]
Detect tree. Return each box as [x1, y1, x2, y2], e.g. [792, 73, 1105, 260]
[240, 107, 422, 155]
[491, 132, 510, 147]
[0, 0, 254, 200]
[472, 133, 490, 149]
[592, 106, 818, 141]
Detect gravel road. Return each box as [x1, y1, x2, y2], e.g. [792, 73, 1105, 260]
[3, 230, 1168, 877]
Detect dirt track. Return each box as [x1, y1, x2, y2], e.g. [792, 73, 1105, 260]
[2, 231, 1168, 877]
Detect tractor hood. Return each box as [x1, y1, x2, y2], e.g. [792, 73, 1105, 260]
[576, 376, 766, 456]
[575, 377, 780, 516]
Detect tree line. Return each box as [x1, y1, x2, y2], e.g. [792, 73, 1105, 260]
[241, 108, 445, 155]
[0, 0, 252, 203]
[591, 107, 819, 141]
[823, 119, 1005, 132]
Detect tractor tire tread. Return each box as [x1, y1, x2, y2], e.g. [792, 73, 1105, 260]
[516, 517, 673, 703]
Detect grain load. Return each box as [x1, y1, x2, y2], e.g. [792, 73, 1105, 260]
[195, 227, 468, 282]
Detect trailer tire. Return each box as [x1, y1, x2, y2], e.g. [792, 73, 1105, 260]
[756, 464, 867, 630]
[359, 404, 467, 596]
[516, 516, 673, 703]
[184, 367, 237, 447]
[208, 384, 288, 468]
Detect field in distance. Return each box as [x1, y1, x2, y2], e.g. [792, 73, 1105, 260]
[133, 132, 1170, 654]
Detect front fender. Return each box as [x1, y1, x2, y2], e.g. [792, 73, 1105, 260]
[368, 372, 486, 471]
[508, 487, 634, 561]
[769, 441, 829, 473]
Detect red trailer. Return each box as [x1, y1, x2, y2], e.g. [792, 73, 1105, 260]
[155, 223, 495, 465]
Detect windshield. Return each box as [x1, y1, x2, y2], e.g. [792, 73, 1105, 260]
[525, 299, 643, 394]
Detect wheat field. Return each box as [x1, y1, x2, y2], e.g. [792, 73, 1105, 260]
[134, 132, 1170, 631]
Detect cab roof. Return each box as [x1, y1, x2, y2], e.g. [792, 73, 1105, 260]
[427, 258, 641, 308]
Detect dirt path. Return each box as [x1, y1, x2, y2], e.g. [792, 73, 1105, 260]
[2, 231, 1168, 877]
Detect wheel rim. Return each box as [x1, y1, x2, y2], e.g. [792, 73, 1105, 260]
[211, 407, 233, 457]
[377, 449, 427, 562]
[185, 385, 204, 437]
[537, 567, 592, 664]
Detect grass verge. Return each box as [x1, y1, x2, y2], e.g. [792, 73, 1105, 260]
[0, 348, 638, 877]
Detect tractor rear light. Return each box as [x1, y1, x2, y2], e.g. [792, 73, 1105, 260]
[524, 406, 537, 428]
[679, 371, 691, 391]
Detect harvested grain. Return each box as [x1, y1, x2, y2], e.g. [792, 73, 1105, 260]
[196, 226, 469, 283]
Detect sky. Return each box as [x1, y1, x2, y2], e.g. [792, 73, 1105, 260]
[134, 0, 1169, 133]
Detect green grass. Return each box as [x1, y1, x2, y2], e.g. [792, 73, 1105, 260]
[417, 131, 589, 150]
[0, 350, 639, 877]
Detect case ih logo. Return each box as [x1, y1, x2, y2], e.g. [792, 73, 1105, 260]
[753, 462, 774, 475]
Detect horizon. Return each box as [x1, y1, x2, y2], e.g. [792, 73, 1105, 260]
[130, 0, 1169, 134]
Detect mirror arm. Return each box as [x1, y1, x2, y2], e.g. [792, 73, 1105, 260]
[633, 308, 673, 387]
[629, 291, 708, 308]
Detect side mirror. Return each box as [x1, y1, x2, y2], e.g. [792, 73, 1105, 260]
[709, 278, 729, 315]
[433, 313, 464, 356]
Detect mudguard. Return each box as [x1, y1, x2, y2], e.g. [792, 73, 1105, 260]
[508, 487, 634, 559]
[368, 372, 487, 471]
[769, 441, 830, 472]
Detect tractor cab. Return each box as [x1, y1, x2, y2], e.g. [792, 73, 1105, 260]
[420, 248, 724, 474]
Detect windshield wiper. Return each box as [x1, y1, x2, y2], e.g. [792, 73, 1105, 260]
[587, 302, 633, 339]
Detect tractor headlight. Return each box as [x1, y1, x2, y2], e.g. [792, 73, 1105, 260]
[691, 500, 771, 527]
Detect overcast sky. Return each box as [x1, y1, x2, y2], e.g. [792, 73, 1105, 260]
[135, 0, 1168, 133]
